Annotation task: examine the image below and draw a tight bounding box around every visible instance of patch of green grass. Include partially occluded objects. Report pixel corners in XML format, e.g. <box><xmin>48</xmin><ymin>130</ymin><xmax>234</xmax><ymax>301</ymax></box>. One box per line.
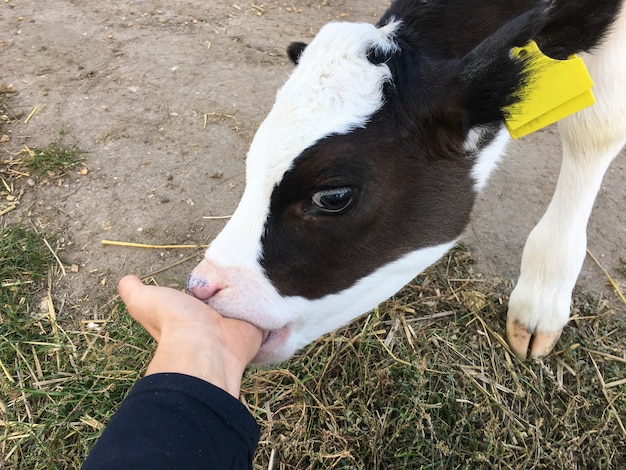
<box><xmin>1</xmin><ymin>225</ymin><xmax>55</xmax><ymax>314</ymax></box>
<box><xmin>1</xmin><ymin>302</ymin><xmax>151</xmax><ymax>469</ymax></box>
<box><xmin>23</xmin><ymin>141</ymin><xmax>86</xmax><ymax>178</ymax></box>
<box><xmin>0</xmin><ymin>225</ymin><xmax>152</xmax><ymax>469</ymax></box>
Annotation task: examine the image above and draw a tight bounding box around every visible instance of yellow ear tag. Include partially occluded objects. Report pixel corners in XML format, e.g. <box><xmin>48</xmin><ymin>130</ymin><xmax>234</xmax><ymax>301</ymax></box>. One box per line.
<box><xmin>504</xmin><ymin>40</ymin><xmax>595</xmax><ymax>139</ymax></box>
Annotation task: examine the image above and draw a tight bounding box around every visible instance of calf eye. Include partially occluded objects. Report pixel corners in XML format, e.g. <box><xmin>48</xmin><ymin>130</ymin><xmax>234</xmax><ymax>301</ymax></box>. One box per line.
<box><xmin>311</xmin><ymin>187</ymin><xmax>355</xmax><ymax>214</ymax></box>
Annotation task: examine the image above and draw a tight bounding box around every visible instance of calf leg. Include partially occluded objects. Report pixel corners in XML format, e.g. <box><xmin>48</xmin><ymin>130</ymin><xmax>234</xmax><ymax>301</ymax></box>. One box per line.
<box><xmin>506</xmin><ymin>15</ymin><xmax>626</xmax><ymax>358</ymax></box>
<box><xmin>507</xmin><ymin>125</ymin><xmax>625</xmax><ymax>358</ymax></box>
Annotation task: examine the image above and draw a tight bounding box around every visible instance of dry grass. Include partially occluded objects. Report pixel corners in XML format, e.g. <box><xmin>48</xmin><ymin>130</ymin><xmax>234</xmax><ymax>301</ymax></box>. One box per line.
<box><xmin>1</xmin><ymin>228</ymin><xmax>624</xmax><ymax>469</ymax></box>
<box><xmin>245</xmin><ymin>248</ymin><xmax>626</xmax><ymax>469</ymax></box>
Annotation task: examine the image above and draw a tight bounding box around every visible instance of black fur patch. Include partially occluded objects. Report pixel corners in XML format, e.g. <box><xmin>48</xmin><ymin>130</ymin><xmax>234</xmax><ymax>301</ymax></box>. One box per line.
<box><xmin>287</xmin><ymin>42</ymin><xmax>307</xmax><ymax>65</ymax></box>
<box><xmin>261</xmin><ymin>110</ymin><xmax>480</xmax><ymax>298</ymax></box>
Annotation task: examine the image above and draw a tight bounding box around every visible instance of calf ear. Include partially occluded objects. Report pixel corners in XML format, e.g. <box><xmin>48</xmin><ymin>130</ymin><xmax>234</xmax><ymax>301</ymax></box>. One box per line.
<box><xmin>456</xmin><ymin>0</ymin><xmax>621</xmax><ymax>128</ymax></box>
<box><xmin>287</xmin><ymin>42</ymin><xmax>307</xmax><ymax>65</ymax></box>
<box><xmin>455</xmin><ymin>3</ymin><xmax>551</xmax><ymax>127</ymax></box>
<box><xmin>535</xmin><ymin>0</ymin><xmax>623</xmax><ymax>59</ymax></box>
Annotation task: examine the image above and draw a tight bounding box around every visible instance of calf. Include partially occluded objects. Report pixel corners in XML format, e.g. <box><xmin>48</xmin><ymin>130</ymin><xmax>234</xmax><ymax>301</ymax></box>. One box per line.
<box><xmin>187</xmin><ymin>0</ymin><xmax>626</xmax><ymax>363</ymax></box>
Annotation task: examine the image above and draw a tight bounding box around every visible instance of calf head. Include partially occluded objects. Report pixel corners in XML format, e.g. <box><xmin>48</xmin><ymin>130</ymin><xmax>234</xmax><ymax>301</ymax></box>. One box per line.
<box><xmin>188</xmin><ymin>1</ymin><xmax>620</xmax><ymax>363</ymax></box>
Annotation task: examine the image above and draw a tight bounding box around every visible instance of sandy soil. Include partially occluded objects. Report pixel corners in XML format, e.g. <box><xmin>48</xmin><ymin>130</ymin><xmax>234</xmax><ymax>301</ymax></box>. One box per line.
<box><xmin>1</xmin><ymin>0</ymin><xmax>624</xmax><ymax>323</ymax></box>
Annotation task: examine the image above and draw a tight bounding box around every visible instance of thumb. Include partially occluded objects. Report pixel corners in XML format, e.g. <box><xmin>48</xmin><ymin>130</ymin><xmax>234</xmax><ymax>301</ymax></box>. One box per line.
<box><xmin>118</xmin><ymin>275</ymin><xmax>162</xmax><ymax>341</ymax></box>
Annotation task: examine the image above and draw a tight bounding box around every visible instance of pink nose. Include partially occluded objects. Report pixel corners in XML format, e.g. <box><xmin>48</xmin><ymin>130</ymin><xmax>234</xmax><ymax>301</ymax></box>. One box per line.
<box><xmin>185</xmin><ymin>275</ymin><xmax>223</xmax><ymax>301</ymax></box>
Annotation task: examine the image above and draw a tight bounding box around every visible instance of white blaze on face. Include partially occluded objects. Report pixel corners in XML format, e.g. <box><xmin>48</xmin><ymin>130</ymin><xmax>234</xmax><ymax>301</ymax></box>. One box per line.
<box><xmin>207</xmin><ymin>21</ymin><xmax>400</xmax><ymax>269</ymax></box>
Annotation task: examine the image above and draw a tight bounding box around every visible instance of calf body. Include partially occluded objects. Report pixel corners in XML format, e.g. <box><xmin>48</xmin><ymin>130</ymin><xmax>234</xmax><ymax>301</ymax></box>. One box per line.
<box><xmin>188</xmin><ymin>0</ymin><xmax>625</xmax><ymax>363</ymax></box>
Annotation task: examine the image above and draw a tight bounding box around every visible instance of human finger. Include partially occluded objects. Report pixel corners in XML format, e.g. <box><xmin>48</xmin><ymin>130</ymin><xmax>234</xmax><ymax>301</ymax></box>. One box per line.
<box><xmin>118</xmin><ymin>275</ymin><xmax>167</xmax><ymax>341</ymax></box>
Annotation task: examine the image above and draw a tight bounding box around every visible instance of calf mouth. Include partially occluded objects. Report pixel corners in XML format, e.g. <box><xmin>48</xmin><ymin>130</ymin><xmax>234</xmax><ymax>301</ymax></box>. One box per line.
<box><xmin>255</xmin><ymin>324</ymin><xmax>291</xmax><ymax>363</ymax></box>
<box><xmin>260</xmin><ymin>325</ymin><xmax>289</xmax><ymax>347</ymax></box>
<box><xmin>261</xmin><ymin>329</ymin><xmax>271</xmax><ymax>343</ymax></box>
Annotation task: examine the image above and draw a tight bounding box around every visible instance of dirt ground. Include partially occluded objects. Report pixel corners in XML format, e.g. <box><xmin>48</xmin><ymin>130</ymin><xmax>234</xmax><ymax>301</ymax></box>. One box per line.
<box><xmin>1</xmin><ymin>0</ymin><xmax>625</xmax><ymax>324</ymax></box>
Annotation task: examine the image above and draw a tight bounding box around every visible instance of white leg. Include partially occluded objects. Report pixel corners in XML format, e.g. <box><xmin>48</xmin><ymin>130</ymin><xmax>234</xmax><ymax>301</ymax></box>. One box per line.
<box><xmin>506</xmin><ymin>13</ymin><xmax>626</xmax><ymax>358</ymax></box>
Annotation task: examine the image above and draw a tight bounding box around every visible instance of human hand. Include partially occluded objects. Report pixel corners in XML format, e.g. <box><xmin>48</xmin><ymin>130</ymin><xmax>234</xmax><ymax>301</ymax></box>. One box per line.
<box><xmin>118</xmin><ymin>275</ymin><xmax>263</xmax><ymax>398</ymax></box>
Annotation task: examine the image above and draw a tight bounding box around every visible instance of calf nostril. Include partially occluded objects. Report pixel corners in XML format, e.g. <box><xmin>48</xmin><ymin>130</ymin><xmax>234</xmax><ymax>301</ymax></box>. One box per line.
<box><xmin>185</xmin><ymin>276</ymin><xmax>222</xmax><ymax>301</ymax></box>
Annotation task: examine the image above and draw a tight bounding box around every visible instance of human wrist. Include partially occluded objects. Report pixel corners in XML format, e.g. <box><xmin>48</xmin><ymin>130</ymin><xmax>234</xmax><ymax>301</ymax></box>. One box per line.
<box><xmin>144</xmin><ymin>336</ymin><xmax>247</xmax><ymax>397</ymax></box>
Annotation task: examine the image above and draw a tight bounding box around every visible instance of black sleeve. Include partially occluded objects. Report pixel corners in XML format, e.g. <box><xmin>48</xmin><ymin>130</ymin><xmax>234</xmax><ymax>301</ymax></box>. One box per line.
<box><xmin>82</xmin><ymin>373</ymin><xmax>260</xmax><ymax>470</ymax></box>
